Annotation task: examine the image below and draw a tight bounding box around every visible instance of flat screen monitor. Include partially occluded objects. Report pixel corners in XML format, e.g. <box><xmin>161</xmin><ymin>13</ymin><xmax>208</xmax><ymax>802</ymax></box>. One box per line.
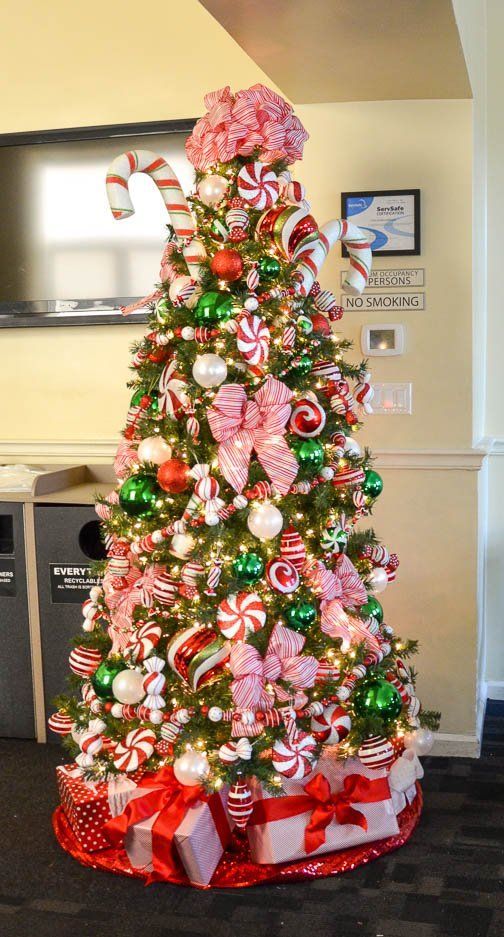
<box><xmin>0</xmin><ymin>121</ymin><xmax>195</xmax><ymax>327</ymax></box>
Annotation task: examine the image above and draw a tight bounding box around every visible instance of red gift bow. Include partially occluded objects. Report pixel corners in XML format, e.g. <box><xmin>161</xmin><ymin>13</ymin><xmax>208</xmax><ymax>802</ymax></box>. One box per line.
<box><xmin>207</xmin><ymin>375</ymin><xmax>298</xmax><ymax>495</ymax></box>
<box><xmin>230</xmin><ymin>623</ymin><xmax>318</xmax><ymax>711</ymax></box>
<box><xmin>104</xmin><ymin>766</ymin><xmax>230</xmax><ymax>884</ymax></box>
<box><xmin>249</xmin><ymin>772</ymin><xmax>391</xmax><ymax>854</ymax></box>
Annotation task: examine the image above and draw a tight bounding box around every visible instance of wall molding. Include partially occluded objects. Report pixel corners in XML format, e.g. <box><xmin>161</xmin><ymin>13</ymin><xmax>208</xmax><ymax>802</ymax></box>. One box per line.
<box><xmin>0</xmin><ymin>440</ymin><xmax>489</xmax><ymax>469</ymax></box>
<box><xmin>487</xmin><ymin>681</ymin><xmax>504</xmax><ymax>700</ymax></box>
<box><xmin>432</xmin><ymin>732</ymin><xmax>481</xmax><ymax>758</ymax></box>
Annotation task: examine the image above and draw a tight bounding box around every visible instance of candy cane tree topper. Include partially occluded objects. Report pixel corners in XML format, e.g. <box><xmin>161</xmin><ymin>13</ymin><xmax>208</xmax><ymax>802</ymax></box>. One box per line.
<box><xmin>294</xmin><ymin>218</ymin><xmax>372</xmax><ymax>297</ymax></box>
<box><xmin>105</xmin><ymin>149</ymin><xmax>201</xmax><ymax>280</ymax></box>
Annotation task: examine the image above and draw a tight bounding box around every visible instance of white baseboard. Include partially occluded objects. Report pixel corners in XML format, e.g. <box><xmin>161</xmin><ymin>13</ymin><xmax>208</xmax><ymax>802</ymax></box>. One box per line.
<box><xmin>432</xmin><ymin>732</ymin><xmax>481</xmax><ymax>758</ymax></box>
<box><xmin>487</xmin><ymin>680</ymin><xmax>504</xmax><ymax>700</ymax></box>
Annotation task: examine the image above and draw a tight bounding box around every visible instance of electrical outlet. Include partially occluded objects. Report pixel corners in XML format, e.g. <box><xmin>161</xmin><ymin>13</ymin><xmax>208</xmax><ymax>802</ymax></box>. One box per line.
<box><xmin>372</xmin><ymin>382</ymin><xmax>412</xmax><ymax>414</ymax></box>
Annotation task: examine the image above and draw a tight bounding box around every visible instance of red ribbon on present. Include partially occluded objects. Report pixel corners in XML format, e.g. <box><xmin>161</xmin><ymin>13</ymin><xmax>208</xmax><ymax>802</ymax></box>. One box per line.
<box><xmin>207</xmin><ymin>375</ymin><xmax>298</xmax><ymax>495</ymax></box>
<box><xmin>249</xmin><ymin>772</ymin><xmax>391</xmax><ymax>854</ymax></box>
<box><xmin>104</xmin><ymin>766</ymin><xmax>230</xmax><ymax>884</ymax></box>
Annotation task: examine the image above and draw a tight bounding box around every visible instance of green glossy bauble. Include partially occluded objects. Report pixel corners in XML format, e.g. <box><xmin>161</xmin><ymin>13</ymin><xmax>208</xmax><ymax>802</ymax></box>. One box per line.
<box><xmin>292</xmin><ymin>437</ymin><xmax>325</xmax><ymax>474</ymax></box>
<box><xmin>297</xmin><ymin>315</ymin><xmax>313</xmax><ymax>335</ymax></box>
<box><xmin>360</xmin><ymin>594</ymin><xmax>384</xmax><ymax>624</ymax></box>
<box><xmin>91</xmin><ymin>659</ymin><xmax>127</xmax><ymax>700</ymax></box>
<box><xmin>155</xmin><ymin>297</ymin><xmax>171</xmax><ymax>324</ymax></box>
<box><xmin>130</xmin><ymin>389</ymin><xmax>159</xmax><ymax>414</ymax></box>
<box><xmin>293</xmin><ymin>354</ymin><xmax>312</xmax><ymax>376</ymax></box>
<box><xmin>119</xmin><ymin>473</ymin><xmax>161</xmax><ymax>517</ymax></box>
<box><xmin>285</xmin><ymin>600</ymin><xmax>317</xmax><ymax>632</ymax></box>
<box><xmin>258</xmin><ymin>256</ymin><xmax>281</xmax><ymax>280</ymax></box>
<box><xmin>362</xmin><ymin>469</ymin><xmax>383</xmax><ymax>499</ymax></box>
<box><xmin>194</xmin><ymin>290</ymin><xmax>233</xmax><ymax>325</ymax></box>
<box><xmin>232</xmin><ymin>552</ymin><xmax>265</xmax><ymax>585</ymax></box>
<box><xmin>353</xmin><ymin>678</ymin><xmax>403</xmax><ymax>722</ymax></box>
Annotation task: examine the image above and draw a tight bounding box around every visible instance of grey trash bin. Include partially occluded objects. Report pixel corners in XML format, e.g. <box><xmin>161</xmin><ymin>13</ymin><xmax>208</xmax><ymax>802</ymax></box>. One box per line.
<box><xmin>0</xmin><ymin>502</ymin><xmax>35</xmax><ymax>737</ymax></box>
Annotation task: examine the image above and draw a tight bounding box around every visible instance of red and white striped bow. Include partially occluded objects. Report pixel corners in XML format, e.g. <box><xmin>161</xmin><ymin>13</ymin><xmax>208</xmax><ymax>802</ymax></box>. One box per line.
<box><xmin>229</xmin><ymin>623</ymin><xmax>318</xmax><ymax>711</ymax></box>
<box><xmin>158</xmin><ymin>360</ymin><xmax>190</xmax><ymax>418</ymax></box>
<box><xmin>207</xmin><ymin>375</ymin><xmax>298</xmax><ymax>494</ymax></box>
<box><xmin>105</xmin><ymin>564</ymin><xmax>163</xmax><ymax>652</ymax></box>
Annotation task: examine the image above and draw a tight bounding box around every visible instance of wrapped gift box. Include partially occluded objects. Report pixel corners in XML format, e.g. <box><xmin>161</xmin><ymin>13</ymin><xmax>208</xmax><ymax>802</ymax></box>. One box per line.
<box><xmin>124</xmin><ymin>786</ymin><xmax>233</xmax><ymax>886</ymax></box>
<box><xmin>248</xmin><ymin>754</ymin><xmax>400</xmax><ymax>865</ymax></box>
<box><xmin>56</xmin><ymin>765</ymin><xmax>143</xmax><ymax>852</ymax></box>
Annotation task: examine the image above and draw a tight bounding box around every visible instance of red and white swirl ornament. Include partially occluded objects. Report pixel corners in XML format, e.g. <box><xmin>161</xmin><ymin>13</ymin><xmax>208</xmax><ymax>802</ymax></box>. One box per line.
<box><xmin>217</xmin><ymin>591</ymin><xmax>266</xmax><ymax>641</ymax></box>
<box><xmin>113</xmin><ymin>727</ymin><xmax>156</xmax><ymax>772</ymax></box>
<box><xmin>142</xmin><ymin>656</ymin><xmax>166</xmax><ymax>710</ymax></box>
<box><xmin>272</xmin><ymin>730</ymin><xmax>317</xmax><ymax>780</ymax></box>
<box><xmin>125</xmin><ymin>621</ymin><xmax>162</xmax><ymax>662</ymax></box>
<box><xmin>280</xmin><ymin>525</ymin><xmax>306</xmax><ymax>570</ymax></box>
<box><xmin>289</xmin><ymin>397</ymin><xmax>326</xmax><ymax>438</ymax></box>
<box><xmin>237</xmin><ymin>162</ymin><xmax>279</xmax><ymax>210</ymax></box>
<box><xmin>266</xmin><ymin>557</ymin><xmax>299</xmax><ymax>594</ymax></box>
<box><xmin>236</xmin><ymin>314</ymin><xmax>270</xmax><ymax>366</ymax></box>
<box><xmin>227</xmin><ymin>780</ymin><xmax>253</xmax><ymax>829</ymax></box>
<box><xmin>310</xmin><ymin>704</ymin><xmax>352</xmax><ymax>745</ymax></box>
<box><xmin>69</xmin><ymin>646</ymin><xmax>101</xmax><ymax>678</ymax></box>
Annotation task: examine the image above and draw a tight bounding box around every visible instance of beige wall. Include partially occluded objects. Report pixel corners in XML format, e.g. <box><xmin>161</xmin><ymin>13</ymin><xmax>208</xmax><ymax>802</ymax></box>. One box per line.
<box><xmin>0</xmin><ymin>3</ymin><xmax>480</xmax><ymax>747</ymax></box>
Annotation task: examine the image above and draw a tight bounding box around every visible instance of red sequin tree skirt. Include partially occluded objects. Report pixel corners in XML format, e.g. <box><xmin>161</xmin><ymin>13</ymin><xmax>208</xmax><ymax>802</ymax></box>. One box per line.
<box><xmin>52</xmin><ymin>785</ymin><xmax>422</xmax><ymax>888</ymax></box>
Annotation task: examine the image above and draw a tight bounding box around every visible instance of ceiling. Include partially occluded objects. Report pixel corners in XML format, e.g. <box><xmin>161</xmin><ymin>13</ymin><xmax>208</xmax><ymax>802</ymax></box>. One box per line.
<box><xmin>199</xmin><ymin>0</ymin><xmax>471</xmax><ymax>103</ymax></box>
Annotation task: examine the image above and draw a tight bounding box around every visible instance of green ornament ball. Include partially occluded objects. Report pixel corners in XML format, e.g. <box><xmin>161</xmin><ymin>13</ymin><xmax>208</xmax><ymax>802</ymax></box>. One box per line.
<box><xmin>258</xmin><ymin>255</ymin><xmax>281</xmax><ymax>280</ymax></box>
<box><xmin>297</xmin><ymin>315</ymin><xmax>313</xmax><ymax>335</ymax></box>
<box><xmin>285</xmin><ymin>600</ymin><xmax>317</xmax><ymax>632</ymax></box>
<box><xmin>360</xmin><ymin>594</ymin><xmax>384</xmax><ymax>624</ymax></box>
<box><xmin>353</xmin><ymin>678</ymin><xmax>403</xmax><ymax>722</ymax></box>
<box><xmin>232</xmin><ymin>552</ymin><xmax>264</xmax><ymax>585</ymax></box>
<box><xmin>194</xmin><ymin>290</ymin><xmax>233</xmax><ymax>325</ymax></box>
<box><xmin>362</xmin><ymin>469</ymin><xmax>383</xmax><ymax>499</ymax></box>
<box><xmin>293</xmin><ymin>353</ymin><xmax>312</xmax><ymax>376</ymax></box>
<box><xmin>292</xmin><ymin>437</ymin><xmax>325</xmax><ymax>474</ymax></box>
<box><xmin>119</xmin><ymin>473</ymin><xmax>161</xmax><ymax>517</ymax></box>
<box><xmin>91</xmin><ymin>660</ymin><xmax>127</xmax><ymax>700</ymax></box>
<box><xmin>130</xmin><ymin>389</ymin><xmax>159</xmax><ymax>414</ymax></box>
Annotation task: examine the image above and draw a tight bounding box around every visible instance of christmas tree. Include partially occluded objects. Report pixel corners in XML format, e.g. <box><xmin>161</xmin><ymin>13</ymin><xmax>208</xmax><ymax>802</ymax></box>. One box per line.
<box><xmin>51</xmin><ymin>85</ymin><xmax>439</xmax><ymax>883</ymax></box>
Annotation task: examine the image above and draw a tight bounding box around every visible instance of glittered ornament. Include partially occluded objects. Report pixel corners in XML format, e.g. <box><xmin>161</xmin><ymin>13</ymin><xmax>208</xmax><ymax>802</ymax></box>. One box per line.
<box><xmin>353</xmin><ymin>678</ymin><xmax>403</xmax><ymax>722</ymax></box>
<box><xmin>362</xmin><ymin>469</ymin><xmax>383</xmax><ymax>499</ymax></box>
<box><xmin>91</xmin><ymin>659</ymin><xmax>127</xmax><ymax>700</ymax></box>
<box><xmin>194</xmin><ymin>290</ymin><xmax>233</xmax><ymax>325</ymax></box>
<box><xmin>119</xmin><ymin>473</ymin><xmax>161</xmax><ymax>517</ymax></box>
<box><xmin>210</xmin><ymin>248</ymin><xmax>244</xmax><ymax>282</ymax></box>
<box><xmin>360</xmin><ymin>595</ymin><xmax>384</xmax><ymax>624</ymax></box>
<box><xmin>289</xmin><ymin>398</ymin><xmax>326</xmax><ymax>438</ymax></box>
<box><xmin>285</xmin><ymin>600</ymin><xmax>317</xmax><ymax>632</ymax></box>
<box><xmin>232</xmin><ymin>552</ymin><xmax>264</xmax><ymax>585</ymax></box>
<box><xmin>157</xmin><ymin>459</ymin><xmax>190</xmax><ymax>494</ymax></box>
<box><xmin>258</xmin><ymin>255</ymin><xmax>281</xmax><ymax>280</ymax></box>
<box><xmin>291</xmin><ymin>437</ymin><xmax>324</xmax><ymax>474</ymax></box>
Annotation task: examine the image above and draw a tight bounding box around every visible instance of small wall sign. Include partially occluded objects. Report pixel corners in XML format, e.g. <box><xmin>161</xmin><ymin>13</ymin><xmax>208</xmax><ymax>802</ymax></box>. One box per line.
<box><xmin>342</xmin><ymin>268</ymin><xmax>424</xmax><ymax>289</ymax></box>
<box><xmin>341</xmin><ymin>190</ymin><xmax>421</xmax><ymax>256</ymax></box>
<box><xmin>0</xmin><ymin>557</ymin><xmax>16</xmax><ymax>597</ymax></box>
<box><xmin>341</xmin><ymin>292</ymin><xmax>424</xmax><ymax>311</ymax></box>
<box><xmin>50</xmin><ymin>563</ymin><xmax>100</xmax><ymax>604</ymax></box>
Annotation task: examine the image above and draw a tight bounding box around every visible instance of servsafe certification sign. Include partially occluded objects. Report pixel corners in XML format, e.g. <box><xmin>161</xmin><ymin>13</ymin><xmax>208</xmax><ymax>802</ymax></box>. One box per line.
<box><xmin>50</xmin><ymin>563</ymin><xmax>100</xmax><ymax>603</ymax></box>
<box><xmin>342</xmin><ymin>190</ymin><xmax>420</xmax><ymax>255</ymax></box>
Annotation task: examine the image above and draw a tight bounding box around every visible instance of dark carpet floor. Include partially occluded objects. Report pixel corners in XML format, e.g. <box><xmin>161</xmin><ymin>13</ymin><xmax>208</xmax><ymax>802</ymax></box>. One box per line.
<box><xmin>1</xmin><ymin>701</ymin><xmax>503</xmax><ymax>937</ymax></box>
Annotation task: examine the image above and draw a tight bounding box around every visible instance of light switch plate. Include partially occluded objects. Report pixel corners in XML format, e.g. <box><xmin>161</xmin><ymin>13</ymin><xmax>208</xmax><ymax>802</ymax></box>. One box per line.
<box><xmin>372</xmin><ymin>382</ymin><xmax>412</xmax><ymax>414</ymax></box>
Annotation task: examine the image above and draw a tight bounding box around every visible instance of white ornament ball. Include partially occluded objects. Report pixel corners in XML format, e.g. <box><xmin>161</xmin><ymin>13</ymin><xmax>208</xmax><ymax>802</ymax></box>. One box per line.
<box><xmin>173</xmin><ymin>750</ymin><xmax>210</xmax><ymax>786</ymax></box>
<box><xmin>247</xmin><ymin>502</ymin><xmax>283</xmax><ymax>540</ymax></box>
<box><xmin>320</xmin><ymin>466</ymin><xmax>335</xmax><ymax>480</ymax></box>
<box><xmin>111</xmin><ymin>669</ymin><xmax>145</xmax><ymax>705</ymax></box>
<box><xmin>368</xmin><ymin>567</ymin><xmax>389</xmax><ymax>594</ymax></box>
<box><xmin>170</xmin><ymin>532</ymin><xmax>195</xmax><ymax>559</ymax></box>
<box><xmin>244</xmin><ymin>296</ymin><xmax>259</xmax><ymax>312</ymax></box>
<box><xmin>181</xmin><ymin>326</ymin><xmax>195</xmax><ymax>341</ymax></box>
<box><xmin>192</xmin><ymin>354</ymin><xmax>228</xmax><ymax>388</ymax></box>
<box><xmin>82</xmin><ymin>619</ymin><xmax>95</xmax><ymax>633</ymax></box>
<box><xmin>208</xmin><ymin>706</ymin><xmax>223</xmax><ymax>722</ymax></box>
<box><xmin>89</xmin><ymin>586</ymin><xmax>102</xmax><ymax>603</ymax></box>
<box><xmin>149</xmin><ymin>709</ymin><xmax>164</xmax><ymax>725</ymax></box>
<box><xmin>344</xmin><ymin>436</ymin><xmax>361</xmax><ymax>457</ymax></box>
<box><xmin>403</xmin><ymin>728</ymin><xmax>434</xmax><ymax>756</ymax></box>
<box><xmin>197</xmin><ymin>174</ymin><xmax>229</xmax><ymax>207</ymax></box>
<box><xmin>137</xmin><ymin>436</ymin><xmax>172</xmax><ymax>466</ymax></box>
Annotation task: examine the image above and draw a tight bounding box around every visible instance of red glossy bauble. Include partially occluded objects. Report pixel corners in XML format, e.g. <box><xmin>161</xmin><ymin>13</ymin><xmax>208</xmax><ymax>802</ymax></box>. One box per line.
<box><xmin>310</xmin><ymin>312</ymin><xmax>332</xmax><ymax>336</ymax></box>
<box><xmin>289</xmin><ymin>398</ymin><xmax>326</xmax><ymax>438</ymax></box>
<box><xmin>148</xmin><ymin>347</ymin><xmax>170</xmax><ymax>363</ymax></box>
<box><xmin>210</xmin><ymin>248</ymin><xmax>244</xmax><ymax>282</ymax></box>
<box><xmin>157</xmin><ymin>458</ymin><xmax>191</xmax><ymax>494</ymax></box>
<box><xmin>346</xmin><ymin>411</ymin><xmax>359</xmax><ymax>426</ymax></box>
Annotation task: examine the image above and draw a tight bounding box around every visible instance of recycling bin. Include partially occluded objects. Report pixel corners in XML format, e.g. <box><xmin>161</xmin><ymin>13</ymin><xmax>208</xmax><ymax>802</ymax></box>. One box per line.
<box><xmin>0</xmin><ymin>502</ymin><xmax>35</xmax><ymax>737</ymax></box>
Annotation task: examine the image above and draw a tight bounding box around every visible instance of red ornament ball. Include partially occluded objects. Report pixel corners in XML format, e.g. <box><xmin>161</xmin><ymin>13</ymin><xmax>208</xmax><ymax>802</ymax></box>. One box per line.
<box><xmin>210</xmin><ymin>248</ymin><xmax>244</xmax><ymax>282</ymax></box>
<box><xmin>157</xmin><ymin>458</ymin><xmax>191</xmax><ymax>494</ymax></box>
<box><xmin>310</xmin><ymin>312</ymin><xmax>332</xmax><ymax>336</ymax></box>
<box><xmin>289</xmin><ymin>398</ymin><xmax>326</xmax><ymax>438</ymax></box>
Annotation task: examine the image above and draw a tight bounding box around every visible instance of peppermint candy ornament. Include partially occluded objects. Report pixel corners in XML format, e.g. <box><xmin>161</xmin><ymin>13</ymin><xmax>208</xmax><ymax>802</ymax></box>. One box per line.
<box><xmin>358</xmin><ymin>735</ymin><xmax>395</xmax><ymax>770</ymax></box>
<box><xmin>69</xmin><ymin>646</ymin><xmax>101</xmax><ymax>678</ymax></box>
<box><xmin>272</xmin><ymin>731</ymin><xmax>317</xmax><ymax>780</ymax></box>
<box><xmin>125</xmin><ymin>621</ymin><xmax>162</xmax><ymax>662</ymax></box>
<box><xmin>237</xmin><ymin>162</ymin><xmax>279</xmax><ymax>210</ymax></box>
<box><xmin>48</xmin><ymin>710</ymin><xmax>74</xmax><ymax>736</ymax></box>
<box><xmin>227</xmin><ymin>780</ymin><xmax>253</xmax><ymax>830</ymax></box>
<box><xmin>289</xmin><ymin>398</ymin><xmax>326</xmax><ymax>438</ymax></box>
<box><xmin>266</xmin><ymin>557</ymin><xmax>299</xmax><ymax>594</ymax></box>
<box><xmin>236</xmin><ymin>314</ymin><xmax>270</xmax><ymax>366</ymax></box>
<box><xmin>320</xmin><ymin>523</ymin><xmax>348</xmax><ymax>555</ymax></box>
<box><xmin>216</xmin><ymin>592</ymin><xmax>266</xmax><ymax>640</ymax></box>
<box><xmin>152</xmin><ymin>572</ymin><xmax>179</xmax><ymax>606</ymax></box>
<box><xmin>169</xmin><ymin>275</ymin><xmax>199</xmax><ymax>309</ymax></box>
<box><xmin>311</xmin><ymin>704</ymin><xmax>352</xmax><ymax>745</ymax></box>
<box><xmin>142</xmin><ymin>656</ymin><xmax>166</xmax><ymax>709</ymax></box>
<box><xmin>113</xmin><ymin>727</ymin><xmax>156</xmax><ymax>772</ymax></box>
<box><xmin>218</xmin><ymin>737</ymin><xmax>253</xmax><ymax>764</ymax></box>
